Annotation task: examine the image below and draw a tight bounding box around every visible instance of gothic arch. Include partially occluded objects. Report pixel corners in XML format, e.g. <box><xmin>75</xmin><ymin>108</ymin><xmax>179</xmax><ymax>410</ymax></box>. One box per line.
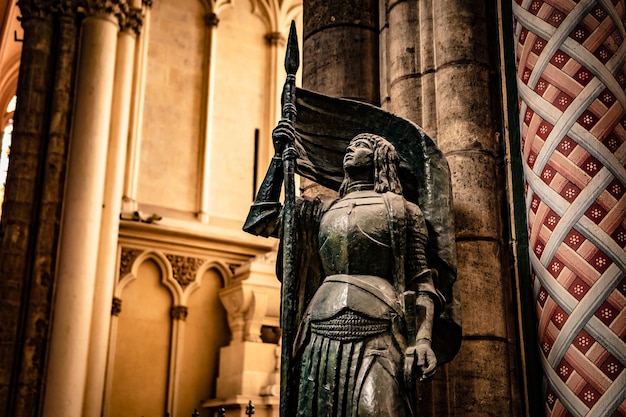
<box><xmin>249</xmin><ymin>0</ymin><xmax>302</xmax><ymax>37</ymax></box>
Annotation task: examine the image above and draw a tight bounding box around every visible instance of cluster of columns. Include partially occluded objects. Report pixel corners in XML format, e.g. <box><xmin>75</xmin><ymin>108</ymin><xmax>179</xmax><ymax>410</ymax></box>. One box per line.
<box><xmin>301</xmin><ymin>1</ymin><xmax>523</xmax><ymax>416</ymax></box>
<box><xmin>0</xmin><ymin>1</ymin><xmax>149</xmax><ymax>416</ymax></box>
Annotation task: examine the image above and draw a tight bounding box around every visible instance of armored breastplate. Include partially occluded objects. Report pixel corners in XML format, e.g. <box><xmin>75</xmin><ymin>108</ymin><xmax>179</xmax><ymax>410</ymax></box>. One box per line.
<box><xmin>318</xmin><ymin>190</ymin><xmax>393</xmax><ymax>279</ymax></box>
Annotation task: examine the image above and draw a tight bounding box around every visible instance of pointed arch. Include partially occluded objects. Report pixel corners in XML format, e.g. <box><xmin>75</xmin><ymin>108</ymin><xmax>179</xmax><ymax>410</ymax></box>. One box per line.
<box><xmin>181</xmin><ymin>259</ymin><xmax>233</xmax><ymax>304</ymax></box>
<box><xmin>116</xmin><ymin>249</ymin><xmax>182</xmax><ymax>305</ymax></box>
<box><xmin>249</xmin><ymin>0</ymin><xmax>302</xmax><ymax>37</ymax></box>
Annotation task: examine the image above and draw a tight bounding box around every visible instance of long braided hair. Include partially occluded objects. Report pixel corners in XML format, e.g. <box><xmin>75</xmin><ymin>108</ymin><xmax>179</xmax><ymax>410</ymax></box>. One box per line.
<box><xmin>339</xmin><ymin>133</ymin><xmax>403</xmax><ymax>197</ymax></box>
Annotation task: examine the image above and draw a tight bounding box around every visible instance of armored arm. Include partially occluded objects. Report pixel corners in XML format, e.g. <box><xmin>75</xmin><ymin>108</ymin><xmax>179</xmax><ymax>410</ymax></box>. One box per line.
<box><xmin>405</xmin><ymin>202</ymin><xmax>443</xmax><ymax>378</ymax></box>
<box><xmin>243</xmin><ymin>121</ymin><xmax>299</xmax><ymax>237</ymax></box>
<box><xmin>242</xmin><ymin>155</ymin><xmax>284</xmax><ymax>237</ymax></box>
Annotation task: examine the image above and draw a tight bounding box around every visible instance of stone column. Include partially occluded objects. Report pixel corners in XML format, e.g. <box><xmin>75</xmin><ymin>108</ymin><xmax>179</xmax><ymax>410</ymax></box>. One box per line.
<box><xmin>0</xmin><ymin>1</ymin><xmax>54</xmax><ymax>414</ymax></box>
<box><xmin>301</xmin><ymin>0</ymin><xmax>379</xmax><ymax>198</ymax></box>
<box><xmin>512</xmin><ymin>2</ymin><xmax>626</xmax><ymax>416</ymax></box>
<box><xmin>384</xmin><ymin>0</ymin><xmax>421</xmax><ymax>123</ymax></box>
<box><xmin>83</xmin><ymin>4</ymin><xmax>143</xmax><ymax>417</ymax></box>
<box><xmin>418</xmin><ymin>0</ymin><xmax>437</xmax><ymax>139</ymax></box>
<box><xmin>42</xmin><ymin>2</ymin><xmax>121</xmax><ymax>416</ymax></box>
<box><xmin>0</xmin><ymin>2</ymin><xmax>79</xmax><ymax>416</ymax></box>
<box><xmin>302</xmin><ymin>0</ymin><xmax>379</xmax><ymax>104</ymax></box>
<box><xmin>430</xmin><ymin>0</ymin><xmax>521</xmax><ymax>416</ymax></box>
<box><xmin>122</xmin><ymin>0</ymin><xmax>152</xmax><ymax>214</ymax></box>
<box><xmin>198</xmin><ymin>12</ymin><xmax>220</xmax><ymax>223</ymax></box>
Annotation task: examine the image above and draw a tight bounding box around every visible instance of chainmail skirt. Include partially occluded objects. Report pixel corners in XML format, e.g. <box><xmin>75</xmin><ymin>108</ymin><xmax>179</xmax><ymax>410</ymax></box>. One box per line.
<box><xmin>296</xmin><ymin>310</ymin><xmax>411</xmax><ymax>417</ymax></box>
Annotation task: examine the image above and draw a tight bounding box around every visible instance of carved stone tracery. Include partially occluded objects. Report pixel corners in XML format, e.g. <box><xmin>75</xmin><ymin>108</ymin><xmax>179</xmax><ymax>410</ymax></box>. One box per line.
<box><xmin>165</xmin><ymin>254</ymin><xmax>205</xmax><ymax>290</ymax></box>
<box><xmin>119</xmin><ymin>247</ymin><xmax>144</xmax><ymax>279</ymax></box>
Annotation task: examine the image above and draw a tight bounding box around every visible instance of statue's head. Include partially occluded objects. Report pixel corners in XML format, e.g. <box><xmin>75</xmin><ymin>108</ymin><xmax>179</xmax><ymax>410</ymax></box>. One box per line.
<box><xmin>340</xmin><ymin>133</ymin><xmax>403</xmax><ymax>197</ymax></box>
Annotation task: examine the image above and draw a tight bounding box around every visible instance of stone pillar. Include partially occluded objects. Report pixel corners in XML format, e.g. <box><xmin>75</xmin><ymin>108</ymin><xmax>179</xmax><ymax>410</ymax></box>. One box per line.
<box><xmin>122</xmin><ymin>0</ymin><xmax>152</xmax><ymax>215</ymax></box>
<box><xmin>82</xmin><ymin>4</ymin><xmax>143</xmax><ymax>417</ymax></box>
<box><xmin>198</xmin><ymin>12</ymin><xmax>220</xmax><ymax>223</ymax></box>
<box><xmin>0</xmin><ymin>2</ymin><xmax>79</xmax><ymax>416</ymax></box>
<box><xmin>302</xmin><ymin>0</ymin><xmax>379</xmax><ymax>103</ymax></box>
<box><xmin>301</xmin><ymin>0</ymin><xmax>379</xmax><ymax>198</ymax></box>
<box><xmin>429</xmin><ymin>0</ymin><xmax>521</xmax><ymax>416</ymax></box>
<box><xmin>418</xmin><ymin>0</ymin><xmax>437</xmax><ymax>139</ymax></box>
<box><xmin>512</xmin><ymin>1</ymin><xmax>626</xmax><ymax>416</ymax></box>
<box><xmin>42</xmin><ymin>2</ymin><xmax>121</xmax><ymax>416</ymax></box>
<box><xmin>384</xmin><ymin>0</ymin><xmax>421</xmax><ymax>123</ymax></box>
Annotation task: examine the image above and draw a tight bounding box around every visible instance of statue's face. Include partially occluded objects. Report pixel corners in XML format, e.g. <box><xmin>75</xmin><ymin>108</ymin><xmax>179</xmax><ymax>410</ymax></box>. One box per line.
<box><xmin>343</xmin><ymin>137</ymin><xmax>374</xmax><ymax>170</ymax></box>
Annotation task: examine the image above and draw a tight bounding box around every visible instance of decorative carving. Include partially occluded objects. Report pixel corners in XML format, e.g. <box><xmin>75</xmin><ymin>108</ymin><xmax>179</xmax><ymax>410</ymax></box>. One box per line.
<box><xmin>82</xmin><ymin>0</ymin><xmax>125</xmax><ymax>26</ymax></box>
<box><xmin>165</xmin><ymin>254</ymin><xmax>205</xmax><ymax>290</ymax></box>
<box><xmin>170</xmin><ymin>305</ymin><xmax>188</xmax><ymax>321</ymax></box>
<box><xmin>120</xmin><ymin>6</ymin><xmax>143</xmax><ymax>34</ymax></box>
<box><xmin>111</xmin><ymin>297</ymin><xmax>122</xmax><ymax>316</ymax></box>
<box><xmin>204</xmin><ymin>12</ymin><xmax>219</xmax><ymax>27</ymax></box>
<box><xmin>17</xmin><ymin>0</ymin><xmax>53</xmax><ymax>20</ymax></box>
<box><xmin>50</xmin><ymin>0</ymin><xmax>76</xmax><ymax>17</ymax></box>
<box><xmin>142</xmin><ymin>0</ymin><xmax>152</xmax><ymax>7</ymax></box>
<box><xmin>119</xmin><ymin>247</ymin><xmax>143</xmax><ymax>279</ymax></box>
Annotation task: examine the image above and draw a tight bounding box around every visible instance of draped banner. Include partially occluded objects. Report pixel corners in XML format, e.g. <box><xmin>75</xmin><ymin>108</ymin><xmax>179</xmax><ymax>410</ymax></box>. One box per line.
<box><xmin>512</xmin><ymin>1</ymin><xmax>626</xmax><ymax>416</ymax></box>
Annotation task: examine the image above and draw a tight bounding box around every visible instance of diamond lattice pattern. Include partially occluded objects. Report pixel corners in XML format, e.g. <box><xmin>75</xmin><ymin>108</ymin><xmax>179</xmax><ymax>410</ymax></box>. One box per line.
<box><xmin>513</xmin><ymin>0</ymin><xmax>626</xmax><ymax>416</ymax></box>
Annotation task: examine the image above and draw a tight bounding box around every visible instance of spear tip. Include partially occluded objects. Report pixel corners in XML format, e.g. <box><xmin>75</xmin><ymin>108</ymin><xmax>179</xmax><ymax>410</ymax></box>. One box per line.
<box><xmin>285</xmin><ymin>20</ymin><xmax>299</xmax><ymax>75</ymax></box>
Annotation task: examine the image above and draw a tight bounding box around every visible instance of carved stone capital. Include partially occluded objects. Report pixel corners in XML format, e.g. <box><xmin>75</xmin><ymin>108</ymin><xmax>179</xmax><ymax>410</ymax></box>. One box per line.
<box><xmin>204</xmin><ymin>12</ymin><xmax>219</xmax><ymax>28</ymax></box>
<box><xmin>265</xmin><ymin>31</ymin><xmax>284</xmax><ymax>46</ymax></box>
<box><xmin>119</xmin><ymin>247</ymin><xmax>143</xmax><ymax>278</ymax></box>
<box><xmin>170</xmin><ymin>305</ymin><xmax>188</xmax><ymax>321</ymax></box>
<box><xmin>165</xmin><ymin>254</ymin><xmax>205</xmax><ymax>290</ymax></box>
<box><xmin>17</xmin><ymin>0</ymin><xmax>53</xmax><ymax>20</ymax></box>
<box><xmin>82</xmin><ymin>0</ymin><xmax>125</xmax><ymax>24</ymax></box>
<box><xmin>120</xmin><ymin>6</ymin><xmax>143</xmax><ymax>35</ymax></box>
<box><xmin>111</xmin><ymin>297</ymin><xmax>122</xmax><ymax>316</ymax></box>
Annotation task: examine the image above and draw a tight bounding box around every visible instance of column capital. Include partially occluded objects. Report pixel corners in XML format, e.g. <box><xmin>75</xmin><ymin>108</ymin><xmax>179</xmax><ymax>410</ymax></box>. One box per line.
<box><xmin>204</xmin><ymin>12</ymin><xmax>219</xmax><ymax>28</ymax></box>
<box><xmin>82</xmin><ymin>0</ymin><xmax>125</xmax><ymax>25</ymax></box>
<box><xmin>17</xmin><ymin>0</ymin><xmax>53</xmax><ymax>20</ymax></box>
<box><xmin>170</xmin><ymin>305</ymin><xmax>188</xmax><ymax>321</ymax></box>
<box><xmin>51</xmin><ymin>0</ymin><xmax>78</xmax><ymax>18</ymax></box>
<box><xmin>120</xmin><ymin>6</ymin><xmax>143</xmax><ymax>35</ymax></box>
<box><xmin>265</xmin><ymin>31</ymin><xmax>284</xmax><ymax>46</ymax></box>
<box><xmin>111</xmin><ymin>297</ymin><xmax>122</xmax><ymax>316</ymax></box>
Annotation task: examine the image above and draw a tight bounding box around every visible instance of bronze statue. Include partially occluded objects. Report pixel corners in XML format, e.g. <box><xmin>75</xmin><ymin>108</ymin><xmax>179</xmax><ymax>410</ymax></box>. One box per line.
<box><xmin>243</xmin><ymin>22</ymin><xmax>460</xmax><ymax>417</ymax></box>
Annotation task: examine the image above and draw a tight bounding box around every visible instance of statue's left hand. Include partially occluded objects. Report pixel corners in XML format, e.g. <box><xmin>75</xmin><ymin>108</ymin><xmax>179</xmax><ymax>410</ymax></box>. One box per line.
<box><xmin>415</xmin><ymin>339</ymin><xmax>437</xmax><ymax>380</ymax></box>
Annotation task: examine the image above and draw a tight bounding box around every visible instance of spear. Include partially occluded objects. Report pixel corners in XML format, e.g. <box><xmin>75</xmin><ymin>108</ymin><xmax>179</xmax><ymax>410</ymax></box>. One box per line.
<box><xmin>279</xmin><ymin>20</ymin><xmax>299</xmax><ymax>417</ymax></box>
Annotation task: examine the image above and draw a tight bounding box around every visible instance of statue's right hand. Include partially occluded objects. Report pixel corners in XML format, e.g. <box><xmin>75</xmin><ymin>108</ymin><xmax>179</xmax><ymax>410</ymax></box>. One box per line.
<box><xmin>272</xmin><ymin>120</ymin><xmax>297</xmax><ymax>155</ymax></box>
